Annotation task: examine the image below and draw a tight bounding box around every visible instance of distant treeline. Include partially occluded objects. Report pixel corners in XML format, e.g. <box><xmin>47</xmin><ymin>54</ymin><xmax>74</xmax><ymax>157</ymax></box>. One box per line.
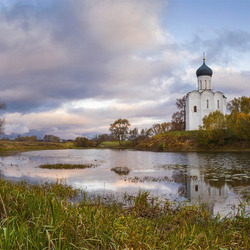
<box><xmin>1</xmin><ymin>134</ymin><xmax>61</xmax><ymax>143</ymax></box>
<box><xmin>1</xmin><ymin>96</ymin><xmax>249</xmax><ymax>150</ymax></box>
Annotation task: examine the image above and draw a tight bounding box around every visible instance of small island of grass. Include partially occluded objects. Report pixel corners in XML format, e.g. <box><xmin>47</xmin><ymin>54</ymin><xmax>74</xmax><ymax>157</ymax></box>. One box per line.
<box><xmin>39</xmin><ymin>163</ymin><xmax>94</xmax><ymax>169</ymax></box>
<box><xmin>111</xmin><ymin>166</ymin><xmax>130</xmax><ymax>175</ymax></box>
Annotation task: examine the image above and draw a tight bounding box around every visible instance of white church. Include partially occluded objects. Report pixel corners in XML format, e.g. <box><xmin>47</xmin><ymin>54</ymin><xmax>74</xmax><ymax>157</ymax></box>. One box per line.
<box><xmin>186</xmin><ymin>55</ymin><xmax>227</xmax><ymax>130</ymax></box>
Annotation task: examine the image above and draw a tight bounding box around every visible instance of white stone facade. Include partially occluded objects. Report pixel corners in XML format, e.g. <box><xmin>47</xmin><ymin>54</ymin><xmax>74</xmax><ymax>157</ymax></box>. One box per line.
<box><xmin>186</xmin><ymin>59</ymin><xmax>227</xmax><ymax>130</ymax></box>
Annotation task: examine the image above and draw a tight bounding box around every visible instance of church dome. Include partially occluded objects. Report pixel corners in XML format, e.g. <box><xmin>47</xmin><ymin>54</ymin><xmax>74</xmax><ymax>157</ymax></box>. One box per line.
<box><xmin>196</xmin><ymin>59</ymin><xmax>213</xmax><ymax>77</ymax></box>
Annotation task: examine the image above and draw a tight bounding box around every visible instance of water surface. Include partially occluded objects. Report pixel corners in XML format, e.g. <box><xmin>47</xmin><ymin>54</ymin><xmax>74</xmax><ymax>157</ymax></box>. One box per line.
<box><xmin>0</xmin><ymin>149</ymin><xmax>249</xmax><ymax>217</ymax></box>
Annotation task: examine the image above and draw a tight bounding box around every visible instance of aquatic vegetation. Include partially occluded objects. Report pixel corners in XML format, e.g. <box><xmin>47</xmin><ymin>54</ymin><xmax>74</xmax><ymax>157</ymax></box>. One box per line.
<box><xmin>124</xmin><ymin>175</ymin><xmax>171</xmax><ymax>183</ymax></box>
<box><xmin>203</xmin><ymin>166</ymin><xmax>250</xmax><ymax>188</ymax></box>
<box><xmin>123</xmin><ymin>175</ymin><xmax>201</xmax><ymax>183</ymax></box>
<box><xmin>111</xmin><ymin>166</ymin><xmax>130</xmax><ymax>175</ymax></box>
<box><xmin>39</xmin><ymin>163</ymin><xmax>95</xmax><ymax>169</ymax></box>
<box><xmin>0</xmin><ymin>178</ymin><xmax>249</xmax><ymax>249</ymax></box>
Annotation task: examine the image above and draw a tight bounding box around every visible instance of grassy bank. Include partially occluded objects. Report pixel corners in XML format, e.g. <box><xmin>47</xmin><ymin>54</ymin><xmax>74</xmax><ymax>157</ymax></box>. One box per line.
<box><xmin>99</xmin><ymin>140</ymin><xmax>132</xmax><ymax>149</ymax></box>
<box><xmin>135</xmin><ymin>131</ymin><xmax>198</xmax><ymax>151</ymax></box>
<box><xmin>134</xmin><ymin>131</ymin><xmax>250</xmax><ymax>152</ymax></box>
<box><xmin>0</xmin><ymin>140</ymin><xmax>132</xmax><ymax>155</ymax></box>
<box><xmin>0</xmin><ymin>134</ymin><xmax>249</xmax><ymax>155</ymax></box>
<box><xmin>0</xmin><ymin>141</ymin><xmax>76</xmax><ymax>155</ymax></box>
<box><xmin>0</xmin><ymin>179</ymin><xmax>249</xmax><ymax>249</ymax></box>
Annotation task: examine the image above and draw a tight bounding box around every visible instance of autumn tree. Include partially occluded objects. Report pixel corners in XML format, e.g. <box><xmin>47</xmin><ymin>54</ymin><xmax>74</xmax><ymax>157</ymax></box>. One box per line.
<box><xmin>197</xmin><ymin>111</ymin><xmax>228</xmax><ymax>146</ymax></box>
<box><xmin>74</xmin><ymin>137</ymin><xmax>92</xmax><ymax>147</ymax></box>
<box><xmin>43</xmin><ymin>135</ymin><xmax>61</xmax><ymax>143</ymax></box>
<box><xmin>171</xmin><ymin>96</ymin><xmax>186</xmax><ymax>131</ymax></box>
<box><xmin>151</xmin><ymin>124</ymin><xmax>161</xmax><ymax>136</ymax></box>
<box><xmin>92</xmin><ymin>134</ymin><xmax>114</xmax><ymax>147</ymax></box>
<box><xmin>151</xmin><ymin>122</ymin><xmax>171</xmax><ymax>135</ymax></box>
<box><xmin>14</xmin><ymin>135</ymin><xmax>37</xmax><ymax>141</ymax></box>
<box><xmin>0</xmin><ymin>102</ymin><xmax>6</xmax><ymax>136</ymax></box>
<box><xmin>140</xmin><ymin>128</ymin><xmax>154</xmax><ymax>138</ymax></box>
<box><xmin>226</xmin><ymin>96</ymin><xmax>250</xmax><ymax>140</ymax></box>
<box><xmin>161</xmin><ymin>122</ymin><xmax>172</xmax><ymax>133</ymax></box>
<box><xmin>0</xmin><ymin>119</ymin><xmax>4</xmax><ymax>136</ymax></box>
<box><xmin>203</xmin><ymin>110</ymin><xmax>227</xmax><ymax>131</ymax></box>
<box><xmin>128</xmin><ymin>128</ymin><xmax>139</xmax><ymax>145</ymax></box>
<box><xmin>109</xmin><ymin>118</ymin><xmax>130</xmax><ymax>146</ymax></box>
<box><xmin>227</xmin><ymin>96</ymin><xmax>250</xmax><ymax>114</ymax></box>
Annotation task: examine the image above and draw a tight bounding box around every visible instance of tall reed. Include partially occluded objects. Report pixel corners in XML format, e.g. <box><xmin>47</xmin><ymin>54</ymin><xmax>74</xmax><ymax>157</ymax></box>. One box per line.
<box><xmin>0</xmin><ymin>178</ymin><xmax>249</xmax><ymax>249</ymax></box>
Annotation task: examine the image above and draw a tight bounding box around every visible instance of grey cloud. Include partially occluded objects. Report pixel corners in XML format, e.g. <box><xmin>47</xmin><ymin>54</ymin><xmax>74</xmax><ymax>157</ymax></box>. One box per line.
<box><xmin>1</xmin><ymin>1</ymin><xmax>248</xmax><ymax>138</ymax></box>
<box><xmin>186</xmin><ymin>29</ymin><xmax>250</xmax><ymax>66</ymax></box>
<box><xmin>0</xmin><ymin>0</ymin><xmax>181</xmax><ymax>116</ymax></box>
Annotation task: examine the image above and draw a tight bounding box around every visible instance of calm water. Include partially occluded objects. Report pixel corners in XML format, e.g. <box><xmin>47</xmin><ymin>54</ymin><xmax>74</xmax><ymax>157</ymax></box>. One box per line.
<box><xmin>0</xmin><ymin>149</ymin><xmax>249</xmax><ymax>217</ymax></box>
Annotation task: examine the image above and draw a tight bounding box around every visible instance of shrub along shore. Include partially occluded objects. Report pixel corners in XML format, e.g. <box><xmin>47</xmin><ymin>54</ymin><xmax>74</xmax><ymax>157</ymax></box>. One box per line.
<box><xmin>0</xmin><ymin>179</ymin><xmax>249</xmax><ymax>249</ymax></box>
<box><xmin>134</xmin><ymin>131</ymin><xmax>250</xmax><ymax>152</ymax></box>
<box><xmin>0</xmin><ymin>133</ymin><xmax>249</xmax><ymax>155</ymax></box>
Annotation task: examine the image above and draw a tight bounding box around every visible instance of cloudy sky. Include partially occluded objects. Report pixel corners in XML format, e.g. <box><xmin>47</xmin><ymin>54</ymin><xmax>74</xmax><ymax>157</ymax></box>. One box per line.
<box><xmin>0</xmin><ymin>0</ymin><xmax>250</xmax><ymax>139</ymax></box>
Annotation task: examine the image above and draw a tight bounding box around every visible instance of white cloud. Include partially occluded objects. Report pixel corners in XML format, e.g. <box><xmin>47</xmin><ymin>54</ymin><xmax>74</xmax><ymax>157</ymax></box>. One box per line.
<box><xmin>0</xmin><ymin>17</ymin><xmax>68</xmax><ymax>75</ymax></box>
<box><xmin>0</xmin><ymin>0</ymin><xmax>249</xmax><ymax>138</ymax></box>
<box><xmin>213</xmin><ymin>67</ymin><xmax>250</xmax><ymax>98</ymax></box>
<box><xmin>82</xmin><ymin>0</ymin><xmax>165</xmax><ymax>52</ymax></box>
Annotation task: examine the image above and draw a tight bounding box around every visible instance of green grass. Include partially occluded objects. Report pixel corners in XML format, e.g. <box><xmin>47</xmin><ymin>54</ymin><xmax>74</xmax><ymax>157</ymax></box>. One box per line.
<box><xmin>101</xmin><ymin>141</ymin><xmax>121</xmax><ymax>146</ymax></box>
<box><xmin>0</xmin><ymin>140</ymin><xmax>133</xmax><ymax>155</ymax></box>
<box><xmin>156</xmin><ymin>130</ymin><xmax>198</xmax><ymax>137</ymax></box>
<box><xmin>100</xmin><ymin>140</ymin><xmax>132</xmax><ymax>149</ymax></box>
<box><xmin>0</xmin><ymin>178</ymin><xmax>249</xmax><ymax>249</ymax></box>
<box><xmin>39</xmin><ymin>163</ymin><xmax>95</xmax><ymax>169</ymax></box>
<box><xmin>0</xmin><ymin>141</ymin><xmax>76</xmax><ymax>155</ymax></box>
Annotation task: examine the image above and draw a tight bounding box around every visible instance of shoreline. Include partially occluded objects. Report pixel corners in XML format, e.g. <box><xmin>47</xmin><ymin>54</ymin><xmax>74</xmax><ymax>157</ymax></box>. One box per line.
<box><xmin>0</xmin><ymin>140</ymin><xmax>250</xmax><ymax>156</ymax></box>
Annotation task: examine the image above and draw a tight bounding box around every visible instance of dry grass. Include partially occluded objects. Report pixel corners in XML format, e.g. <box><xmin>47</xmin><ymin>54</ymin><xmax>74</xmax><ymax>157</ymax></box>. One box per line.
<box><xmin>0</xmin><ymin>179</ymin><xmax>249</xmax><ymax>249</ymax></box>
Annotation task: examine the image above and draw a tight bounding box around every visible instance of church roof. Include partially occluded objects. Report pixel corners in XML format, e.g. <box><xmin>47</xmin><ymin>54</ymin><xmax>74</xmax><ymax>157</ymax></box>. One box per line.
<box><xmin>196</xmin><ymin>58</ymin><xmax>213</xmax><ymax>77</ymax></box>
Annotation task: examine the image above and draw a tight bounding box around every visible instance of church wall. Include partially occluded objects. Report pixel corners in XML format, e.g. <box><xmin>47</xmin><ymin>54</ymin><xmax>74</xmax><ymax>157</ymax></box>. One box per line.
<box><xmin>186</xmin><ymin>95</ymin><xmax>191</xmax><ymax>130</ymax></box>
<box><xmin>214</xmin><ymin>92</ymin><xmax>227</xmax><ymax>114</ymax></box>
<box><xmin>186</xmin><ymin>90</ymin><xmax>227</xmax><ymax>130</ymax></box>
<box><xmin>201</xmin><ymin>90</ymin><xmax>215</xmax><ymax>120</ymax></box>
<box><xmin>186</xmin><ymin>91</ymin><xmax>201</xmax><ymax>130</ymax></box>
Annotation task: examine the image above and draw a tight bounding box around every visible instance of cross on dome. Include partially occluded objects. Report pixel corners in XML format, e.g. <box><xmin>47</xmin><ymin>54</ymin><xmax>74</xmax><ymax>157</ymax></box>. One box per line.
<box><xmin>196</xmin><ymin>53</ymin><xmax>213</xmax><ymax>77</ymax></box>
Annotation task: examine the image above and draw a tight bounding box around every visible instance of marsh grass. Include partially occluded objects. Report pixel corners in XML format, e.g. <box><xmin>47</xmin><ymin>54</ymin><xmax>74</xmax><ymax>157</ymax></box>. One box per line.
<box><xmin>39</xmin><ymin>163</ymin><xmax>95</xmax><ymax>169</ymax></box>
<box><xmin>0</xmin><ymin>178</ymin><xmax>249</xmax><ymax>249</ymax></box>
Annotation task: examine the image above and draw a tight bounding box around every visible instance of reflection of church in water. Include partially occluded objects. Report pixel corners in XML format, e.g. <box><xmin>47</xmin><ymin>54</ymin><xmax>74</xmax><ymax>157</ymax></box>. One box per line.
<box><xmin>182</xmin><ymin>55</ymin><xmax>229</xmax><ymax>214</ymax></box>
<box><xmin>173</xmin><ymin>153</ymin><xmax>229</xmax><ymax>215</ymax></box>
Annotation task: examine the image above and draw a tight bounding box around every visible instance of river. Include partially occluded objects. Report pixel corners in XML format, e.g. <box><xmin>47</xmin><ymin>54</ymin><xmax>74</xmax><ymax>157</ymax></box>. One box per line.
<box><xmin>0</xmin><ymin>149</ymin><xmax>249</xmax><ymax>217</ymax></box>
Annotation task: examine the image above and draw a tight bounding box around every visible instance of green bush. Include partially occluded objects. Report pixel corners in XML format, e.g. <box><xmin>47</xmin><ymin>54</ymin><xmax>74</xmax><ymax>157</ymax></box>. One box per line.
<box><xmin>74</xmin><ymin>137</ymin><xmax>92</xmax><ymax>147</ymax></box>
